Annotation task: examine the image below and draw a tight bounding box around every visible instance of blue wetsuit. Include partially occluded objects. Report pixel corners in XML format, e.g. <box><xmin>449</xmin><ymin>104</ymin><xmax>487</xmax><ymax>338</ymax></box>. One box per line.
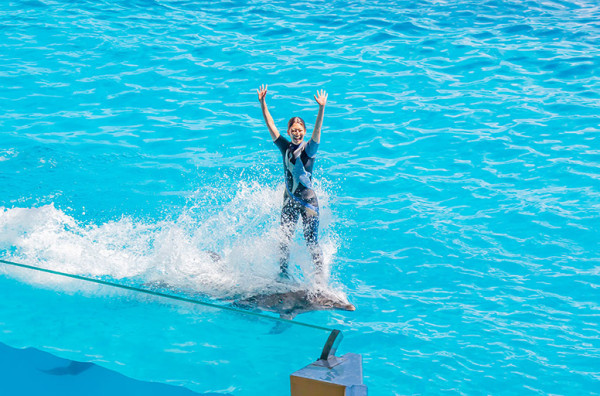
<box><xmin>274</xmin><ymin>135</ymin><xmax>324</xmax><ymax>275</ymax></box>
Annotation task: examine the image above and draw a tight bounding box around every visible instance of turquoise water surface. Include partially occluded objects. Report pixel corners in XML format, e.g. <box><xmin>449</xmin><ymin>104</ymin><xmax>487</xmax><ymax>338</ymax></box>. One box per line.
<box><xmin>1</xmin><ymin>0</ymin><xmax>600</xmax><ymax>394</ymax></box>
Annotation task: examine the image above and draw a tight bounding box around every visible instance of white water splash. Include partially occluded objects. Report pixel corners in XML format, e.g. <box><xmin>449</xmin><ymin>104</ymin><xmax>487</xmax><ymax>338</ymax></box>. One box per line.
<box><xmin>0</xmin><ymin>181</ymin><xmax>345</xmax><ymax>300</ymax></box>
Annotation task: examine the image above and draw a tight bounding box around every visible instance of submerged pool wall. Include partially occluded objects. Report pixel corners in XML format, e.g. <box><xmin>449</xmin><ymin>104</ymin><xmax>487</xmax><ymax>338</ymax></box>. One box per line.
<box><xmin>0</xmin><ymin>341</ymin><xmax>206</xmax><ymax>396</ymax></box>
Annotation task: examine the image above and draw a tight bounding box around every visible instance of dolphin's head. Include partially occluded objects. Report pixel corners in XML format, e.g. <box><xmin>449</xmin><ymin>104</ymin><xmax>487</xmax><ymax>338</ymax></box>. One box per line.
<box><xmin>333</xmin><ymin>300</ymin><xmax>356</xmax><ymax>311</ymax></box>
<box><xmin>312</xmin><ymin>291</ymin><xmax>356</xmax><ymax>312</ymax></box>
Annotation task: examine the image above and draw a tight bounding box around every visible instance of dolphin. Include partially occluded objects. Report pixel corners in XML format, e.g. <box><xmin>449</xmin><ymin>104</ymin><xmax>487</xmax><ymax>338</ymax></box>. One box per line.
<box><xmin>233</xmin><ymin>289</ymin><xmax>356</xmax><ymax>319</ymax></box>
<box><xmin>143</xmin><ymin>251</ymin><xmax>356</xmax><ymax>319</ymax></box>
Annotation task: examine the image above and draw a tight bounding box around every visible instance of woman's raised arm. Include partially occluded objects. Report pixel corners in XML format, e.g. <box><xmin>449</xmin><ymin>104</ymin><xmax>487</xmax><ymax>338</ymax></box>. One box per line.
<box><xmin>257</xmin><ymin>84</ymin><xmax>280</xmax><ymax>142</ymax></box>
<box><xmin>311</xmin><ymin>89</ymin><xmax>328</xmax><ymax>144</ymax></box>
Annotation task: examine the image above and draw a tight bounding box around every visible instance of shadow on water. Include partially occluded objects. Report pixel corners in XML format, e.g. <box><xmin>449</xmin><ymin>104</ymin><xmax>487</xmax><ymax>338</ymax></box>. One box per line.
<box><xmin>41</xmin><ymin>361</ymin><xmax>94</xmax><ymax>376</ymax></box>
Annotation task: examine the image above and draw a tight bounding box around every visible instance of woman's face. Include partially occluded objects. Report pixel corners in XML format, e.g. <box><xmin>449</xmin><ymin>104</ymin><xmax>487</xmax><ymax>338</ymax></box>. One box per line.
<box><xmin>288</xmin><ymin>122</ymin><xmax>306</xmax><ymax>144</ymax></box>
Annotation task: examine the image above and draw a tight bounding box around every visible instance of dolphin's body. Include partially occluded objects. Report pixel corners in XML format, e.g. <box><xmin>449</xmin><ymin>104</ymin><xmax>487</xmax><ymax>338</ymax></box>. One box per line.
<box><xmin>144</xmin><ymin>281</ymin><xmax>356</xmax><ymax>319</ymax></box>
<box><xmin>233</xmin><ymin>289</ymin><xmax>356</xmax><ymax>319</ymax></box>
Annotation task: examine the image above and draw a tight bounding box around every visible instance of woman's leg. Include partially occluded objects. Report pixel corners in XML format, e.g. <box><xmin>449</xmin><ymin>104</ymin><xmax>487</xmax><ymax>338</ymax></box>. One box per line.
<box><xmin>300</xmin><ymin>191</ymin><xmax>324</xmax><ymax>274</ymax></box>
<box><xmin>302</xmin><ymin>211</ymin><xmax>324</xmax><ymax>273</ymax></box>
<box><xmin>279</xmin><ymin>196</ymin><xmax>300</xmax><ymax>277</ymax></box>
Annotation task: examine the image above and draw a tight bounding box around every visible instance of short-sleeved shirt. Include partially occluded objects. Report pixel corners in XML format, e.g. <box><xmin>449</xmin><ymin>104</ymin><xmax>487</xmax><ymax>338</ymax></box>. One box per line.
<box><xmin>274</xmin><ymin>135</ymin><xmax>319</xmax><ymax>198</ymax></box>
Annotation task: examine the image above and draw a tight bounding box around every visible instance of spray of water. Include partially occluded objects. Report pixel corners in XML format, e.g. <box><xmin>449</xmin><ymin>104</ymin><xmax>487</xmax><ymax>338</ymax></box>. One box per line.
<box><xmin>0</xmin><ymin>180</ymin><xmax>347</xmax><ymax>303</ymax></box>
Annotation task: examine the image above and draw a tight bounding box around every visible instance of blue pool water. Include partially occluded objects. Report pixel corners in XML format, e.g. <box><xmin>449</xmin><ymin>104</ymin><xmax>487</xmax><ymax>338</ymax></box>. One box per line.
<box><xmin>1</xmin><ymin>0</ymin><xmax>600</xmax><ymax>394</ymax></box>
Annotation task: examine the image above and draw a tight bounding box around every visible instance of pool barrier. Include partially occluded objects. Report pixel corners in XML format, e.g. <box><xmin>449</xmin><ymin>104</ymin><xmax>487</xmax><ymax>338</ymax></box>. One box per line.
<box><xmin>291</xmin><ymin>329</ymin><xmax>367</xmax><ymax>396</ymax></box>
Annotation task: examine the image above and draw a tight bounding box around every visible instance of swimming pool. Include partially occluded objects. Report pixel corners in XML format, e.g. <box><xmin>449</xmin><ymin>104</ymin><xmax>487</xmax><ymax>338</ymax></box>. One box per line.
<box><xmin>0</xmin><ymin>259</ymin><xmax>335</xmax><ymax>394</ymax></box>
<box><xmin>1</xmin><ymin>0</ymin><xmax>600</xmax><ymax>394</ymax></box>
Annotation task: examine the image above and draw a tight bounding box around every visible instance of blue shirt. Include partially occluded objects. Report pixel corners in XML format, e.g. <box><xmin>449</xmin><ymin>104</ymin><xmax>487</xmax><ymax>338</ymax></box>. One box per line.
<box><xmin>274</xmin><ymin>135</ymin><xmax>319</xmax><ymax>196</ymax></box>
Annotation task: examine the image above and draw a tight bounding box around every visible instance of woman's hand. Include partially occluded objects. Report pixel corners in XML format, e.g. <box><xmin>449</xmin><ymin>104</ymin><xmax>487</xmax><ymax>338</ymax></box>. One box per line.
<box><xmin>257</xmin><ymin>84</ymin><xmax>268</xmax><ymax>103</ymax></box>
<box><xmin>314</xmin><ymin>89</ymin><xmax>328</xmax><ymax>107</ymax></box>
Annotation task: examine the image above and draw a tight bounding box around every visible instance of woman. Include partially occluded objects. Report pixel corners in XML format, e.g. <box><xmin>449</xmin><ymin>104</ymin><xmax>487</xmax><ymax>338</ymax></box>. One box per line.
<box><xmin>257</xmin><ymin>84</ymin><xmax>328</xmax><ymax>279</ymax></box>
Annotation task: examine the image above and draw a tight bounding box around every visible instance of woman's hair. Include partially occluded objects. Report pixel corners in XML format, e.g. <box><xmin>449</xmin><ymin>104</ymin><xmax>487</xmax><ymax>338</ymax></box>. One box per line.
<box><xmin>287</xmin><ymin>116</ymin><xmax>306</xmax><ymax>131</ymax></box>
